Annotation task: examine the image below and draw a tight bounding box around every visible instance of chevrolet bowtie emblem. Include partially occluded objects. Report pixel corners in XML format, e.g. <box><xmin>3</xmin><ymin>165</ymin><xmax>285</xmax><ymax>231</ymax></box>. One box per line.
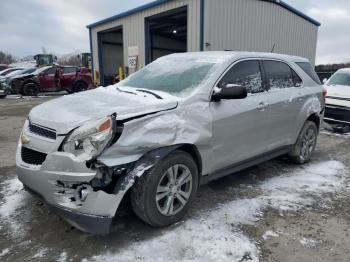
<box><xmin>21</xmin><ymin>134</ymin><xmax>30</xmax><ymax>145</ymax></box>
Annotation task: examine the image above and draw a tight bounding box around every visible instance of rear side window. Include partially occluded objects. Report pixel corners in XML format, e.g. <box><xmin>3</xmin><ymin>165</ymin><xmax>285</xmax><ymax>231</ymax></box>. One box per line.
<box><xmin>63</xmin><ymin>67</ymin><xmax>77</xmax><ymax>74</ymax></box>
<box><xmin>296</xmin><ymin>62</ymin><xmax>321</xmax><ymax>84</ymax></box>
<box><xmin>219</xmin><ymin>60</ymin><xmax>264</xmax><ymax>94</ymax></box>
<box><xmin>263</xmin><ymin>61</ymin><xmax>298</xmax><ymax>89</ymax></box>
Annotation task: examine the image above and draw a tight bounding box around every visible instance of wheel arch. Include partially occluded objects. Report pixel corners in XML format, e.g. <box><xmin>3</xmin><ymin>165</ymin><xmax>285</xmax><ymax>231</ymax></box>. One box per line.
<box><xmin>108</xmin><ymin>143</ymin><xmax>203</xmax><ymax>215</ymax></box>
<box><xmin>74</xmin><ymin>79</ymin><xmax>88</xmax><ymax>87</ymax></box>
<box><xmin>306</xmin><ymin>113</ymin><xmax>321</xmax><ymax>130</ymax></box>
<box><xmin>22</xmin><ymin>80</ymin><xmax>39</xmax><ymax>92</ymax></box>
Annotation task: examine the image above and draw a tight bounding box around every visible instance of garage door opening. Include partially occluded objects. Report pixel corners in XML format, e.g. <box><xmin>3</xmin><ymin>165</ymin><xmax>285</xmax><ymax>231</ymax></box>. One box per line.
<box><xmin>99</xmin><ymin>27</ymin><xmax>124</xmax><ymax>86</ymax></box>
<box><xmin>146</xmin><ymin>6</ymin><xmax>187</xmax><ymax>64</ymax></box>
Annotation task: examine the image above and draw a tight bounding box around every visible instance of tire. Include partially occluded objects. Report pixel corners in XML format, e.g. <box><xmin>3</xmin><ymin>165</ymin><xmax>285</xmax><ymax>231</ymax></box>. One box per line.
<box><xmin>289</xmin><ymin>121</ymin><xmax>318</xmax><ymax>164</ymax></box>
<box><xmin>0</xmin><ymin>95</ymin><xmax>6</xmax><ymax>99</ymax></box>
<box><xmin>23</xmin><ymin>83</ymin><xmax>39</xmax><ymax>96</ymax></box>
<box><xmin>130</xmin><ymin>150</ymin><xmax>199</xmax><ymax>227</ymax></box>
<box><xmin>73</xmin><ymin>82</ymin><xmax>88</xmax><ymax>93</ymax></box>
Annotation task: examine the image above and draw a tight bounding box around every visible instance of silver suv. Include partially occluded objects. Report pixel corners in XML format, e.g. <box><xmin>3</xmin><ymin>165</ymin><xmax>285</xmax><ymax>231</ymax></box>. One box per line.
<box><xmin>16</xmin><ymin>52</ymin><xmax>324</xmax><ymax>234</ymax></box>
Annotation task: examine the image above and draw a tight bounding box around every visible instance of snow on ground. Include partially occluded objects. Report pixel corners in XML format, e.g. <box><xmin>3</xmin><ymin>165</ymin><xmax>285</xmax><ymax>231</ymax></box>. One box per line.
<box><xmin>0</xmin><ymin>248</ymin><xmax>10</xmax><ymax>258</ymax></box>
<box><xmin>83</xmin><ymin>160</ymin><xmax>346</xmax><ymax>262</ymax></box>
<box><xmin>321</xmin><ymin>130</ymin><xmax>350</xmax><ymax>139</ymax></box>
<box><xmin>262</xmin><ymin>230</ymin><xmax>279</xmax><ymax>240</ymax></box>
<box><xmin>0</xmin><ymin>177</ymin><xmax>26</xmax><ymax>236</ymax></box>
<box><xmin>299</xmin><ymin>237</ymin><xmax>321</xmax><ymax>249</ymax></box>
<box><xmin>32</xmin><ymin>248</ymin><xmax>49</xmax><ymax>259</ymax></box>
<box><xmin>57</xmin><ymin>251</ymin><xmax>68</xmax><ymax>262</ymax></box>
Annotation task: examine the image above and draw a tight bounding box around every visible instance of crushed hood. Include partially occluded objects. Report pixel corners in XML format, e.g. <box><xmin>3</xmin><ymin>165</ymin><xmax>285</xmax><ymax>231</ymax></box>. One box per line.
<box><xmin>29</xmin><ymin>86</ymin><xmax>178</xmax><ymax>134</ymax></box>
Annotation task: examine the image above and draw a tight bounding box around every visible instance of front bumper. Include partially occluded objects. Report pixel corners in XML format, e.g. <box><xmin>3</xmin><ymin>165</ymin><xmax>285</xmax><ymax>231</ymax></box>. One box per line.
<box><xmin>23</xmin><ymin>184</ymin><xmax>113</xmax><ymax>234</ymax></box>
<box><xmin>324</xmin><ymin>104</ymin><xmax>350</xmax><ymax>125</ymax></box>
<box><xmin>16</xmin><ymin>144</ymin><xmax>122</xmax><ymax>234</ymax></box>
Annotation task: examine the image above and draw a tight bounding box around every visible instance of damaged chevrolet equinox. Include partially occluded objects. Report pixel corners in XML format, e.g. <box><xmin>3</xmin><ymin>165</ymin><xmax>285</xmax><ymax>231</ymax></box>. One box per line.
<box><xmin>16</xmin><ymin>52</ymin><xmax>324</xmax><ymax>234</ymax></box>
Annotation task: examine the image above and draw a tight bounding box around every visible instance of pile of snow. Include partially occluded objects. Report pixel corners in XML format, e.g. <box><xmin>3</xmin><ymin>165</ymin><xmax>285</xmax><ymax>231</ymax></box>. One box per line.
<box><xmin>83</xmin><ymin>160</ymin><xmax>345</xmax><ymax>262</ymax></box>
<box><xmin>0</xmin><ymin>178</ymin><xmax>26</xmax><ymax>236</ymax></box>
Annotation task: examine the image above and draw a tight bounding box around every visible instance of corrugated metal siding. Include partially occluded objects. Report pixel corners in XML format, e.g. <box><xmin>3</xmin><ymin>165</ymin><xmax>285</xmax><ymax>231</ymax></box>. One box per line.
<box><xmin>91</xmin><ymin>0</ymin><xmax>201</xmax><ymax>72</ymax></box>
<box><xmin>204</xmin><ymin>0</ymin><xmax>318</xmax><ymax>64</ymax></box>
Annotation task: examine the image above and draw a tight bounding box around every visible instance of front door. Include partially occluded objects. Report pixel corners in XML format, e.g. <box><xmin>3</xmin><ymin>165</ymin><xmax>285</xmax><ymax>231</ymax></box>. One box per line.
<box><xmin>210</xmin><ymin>60</ymin><xmax>271</xmax><ymax>173</ymax></box>
<box><xmin>38</xmin><ymin>67</ymin><xmax>59</xmax><ymax>91</ymax></box>
<box><xmin>60</xmin><ymin>67</ymin><xmax>78</xmax><ymax>90</ymax></box>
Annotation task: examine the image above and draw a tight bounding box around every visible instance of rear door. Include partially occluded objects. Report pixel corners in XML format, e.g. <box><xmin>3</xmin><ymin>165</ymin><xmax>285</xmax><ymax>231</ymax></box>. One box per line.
<box><xmin>210</xmin><ymin>59</ymin><xmax>271</xmax><ymax>172</ymax></box>
<box><xmin>60</xmin><ymin>67</ymin><xmax>78</xmax><ymax>89</ymax></box>
<box><xmin>261</xmin><ymin>60</ymin><xmax>304</xmax><ymax>151</ymax></box>
<box><xmin>38</xmin><ymin>67</ymin><xmax>59</xmax><ymax>91</ymax></box>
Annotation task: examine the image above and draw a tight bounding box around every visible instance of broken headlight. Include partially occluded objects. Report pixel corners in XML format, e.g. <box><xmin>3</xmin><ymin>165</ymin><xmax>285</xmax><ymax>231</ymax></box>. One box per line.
<box><xmin>62</xmin><ymin>116</ymin><xmax>115</xmax><ymax>160</ymax></box>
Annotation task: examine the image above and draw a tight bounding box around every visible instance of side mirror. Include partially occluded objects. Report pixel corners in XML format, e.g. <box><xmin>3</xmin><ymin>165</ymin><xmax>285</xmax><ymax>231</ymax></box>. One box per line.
<box><xmin>212</xmin><ymin>84</ymin><xmax>248</xmax><ymax>101</ymax></box>
<box><xmin>322</xmin><ymin>78</ymin><xmax>328</xmax><ymax>84</ymax></box>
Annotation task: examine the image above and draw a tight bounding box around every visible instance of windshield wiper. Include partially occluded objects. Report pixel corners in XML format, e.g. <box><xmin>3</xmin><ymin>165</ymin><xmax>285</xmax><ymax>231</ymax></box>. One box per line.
<box><xmin>116</xmin><ymin>87</ymin><xmax>137</xmax><ymax>95</ymax></box>
<box><xmin>136</xmin><ymin>89</ymin><xmax>163</xmax><ymax>99</ymax></box>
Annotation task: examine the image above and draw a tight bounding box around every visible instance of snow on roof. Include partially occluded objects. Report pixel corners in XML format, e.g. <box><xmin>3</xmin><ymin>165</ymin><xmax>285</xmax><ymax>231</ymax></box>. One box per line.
<box><xmin>166</xmin><ymin>51</ymin><xmax>309</xmax><ymax>63</ymax></box>
<box><xmin>9</xmin><ymin>61</ymin><xmax>36</xmax><ymax>68</ymax></box>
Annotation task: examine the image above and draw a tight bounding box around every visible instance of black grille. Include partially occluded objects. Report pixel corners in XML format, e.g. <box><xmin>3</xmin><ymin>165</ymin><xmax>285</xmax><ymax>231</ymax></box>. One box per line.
<box><xmin>29</xmin><ymin>123</ymin><xmax>56</xmax><ymax>140</ymax></box>
<box><xmin>21</xmin><ymin>147</ymin><xmax>47</xmax><ymax>165</ymax></box>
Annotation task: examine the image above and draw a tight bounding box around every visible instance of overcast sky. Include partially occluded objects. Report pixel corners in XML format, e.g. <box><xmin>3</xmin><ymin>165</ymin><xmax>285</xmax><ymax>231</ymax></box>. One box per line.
<box><xmin>0</xmin><ymin>0</ymin><xmax>349</xmax><ymax>65</ymax></box>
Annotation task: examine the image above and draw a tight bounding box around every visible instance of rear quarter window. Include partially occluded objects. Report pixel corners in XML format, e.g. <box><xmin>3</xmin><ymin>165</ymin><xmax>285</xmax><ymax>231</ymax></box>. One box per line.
<box><xmin>296</xmin><ymin>62</ymin><xmax>321</xmax><ymax>85</ymax></box>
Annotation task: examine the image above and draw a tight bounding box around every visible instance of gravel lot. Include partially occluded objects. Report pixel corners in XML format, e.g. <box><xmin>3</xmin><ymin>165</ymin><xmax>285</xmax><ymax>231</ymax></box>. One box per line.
<box><xmin>0</xmin><ymin>96</ymin><xmax>350</xmax><ymax>262</ymax></box>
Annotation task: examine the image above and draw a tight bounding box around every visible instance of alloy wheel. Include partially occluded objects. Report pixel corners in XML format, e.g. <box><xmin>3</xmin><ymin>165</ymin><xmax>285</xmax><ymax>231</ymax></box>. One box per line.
<box><xmin>300</xmin><ymin>128</ymin><xmax>316</xmax><ymax>161</ymax></box>
<box><xmin>156</xmin><ymin>164</ymin><xmax>193</xmax><ymax>216</ymax></box>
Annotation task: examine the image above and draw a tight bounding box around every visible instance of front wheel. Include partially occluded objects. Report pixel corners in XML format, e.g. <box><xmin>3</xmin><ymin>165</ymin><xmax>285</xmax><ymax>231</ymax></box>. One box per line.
<box><xmin>289</xmin><ymin>121</ymin><xmax>318</xmax><ymax>164</ymax></box>
<box><xmin>23</xmin><ymin>83</ymin><xmax>39</xmax><ymax>96</ymax></box>
<box><xmin>73</xmin><ymin>82</ymin><xmax>88</xmax><ymax>93</ymax></box>
<box><xmin>131</xmin><ymin>150</ymin><xmax>199</xmax><ymax>227</ymax></box>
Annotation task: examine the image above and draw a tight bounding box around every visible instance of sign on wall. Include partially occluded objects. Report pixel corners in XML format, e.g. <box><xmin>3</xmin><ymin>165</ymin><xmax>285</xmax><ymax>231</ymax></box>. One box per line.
<box><xmin>128</xmin><ymin>56</ymin><xmax>138</xmax><ymax>69</ymax></box>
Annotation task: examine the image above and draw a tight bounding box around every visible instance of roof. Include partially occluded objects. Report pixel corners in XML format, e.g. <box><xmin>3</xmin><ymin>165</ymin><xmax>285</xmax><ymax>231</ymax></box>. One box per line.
<box><xmin>87</xmin><ymin>0</ymin><xmax>321</xmax><ymax>29</ymax></box>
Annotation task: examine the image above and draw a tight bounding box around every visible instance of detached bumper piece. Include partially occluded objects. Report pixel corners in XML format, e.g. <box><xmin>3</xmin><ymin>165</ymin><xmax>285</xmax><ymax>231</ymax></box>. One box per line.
<box><xmin>324</xmin><ymin>105</ymin><xmax>350</xmax><ymax>127</ymax></box>
<box><xmin>49</xmin><ymin>205</ymin><xmax>113</xmax><ymax>235</ymax></box>
<box><xmin>24</xmin><ymin>184</ymin><xmax>113</xmax><ymax>235</ymax></box>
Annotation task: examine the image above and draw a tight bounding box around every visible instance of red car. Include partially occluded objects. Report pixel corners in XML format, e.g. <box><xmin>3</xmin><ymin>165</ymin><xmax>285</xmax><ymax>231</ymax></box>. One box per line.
<box><xmin>0</xmin><ymin>64</ymin><xmax>10</xmax><ymax>71</ymax></box>
<box><xmin>12</xmin><ymin>66</ymin><xmax>93</xmax><ymax>96</ymax></box>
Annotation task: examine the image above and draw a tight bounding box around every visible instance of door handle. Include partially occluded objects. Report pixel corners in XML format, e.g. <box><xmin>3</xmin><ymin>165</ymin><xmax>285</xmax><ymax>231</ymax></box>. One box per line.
<box><xmin>257</xmin><ymin>102</ymin><xmax>269</xmax><ymax>111</ymax></box>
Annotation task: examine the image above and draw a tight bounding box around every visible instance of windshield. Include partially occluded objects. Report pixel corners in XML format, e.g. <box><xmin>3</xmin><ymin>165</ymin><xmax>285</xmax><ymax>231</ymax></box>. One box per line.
<box><xmin>328</xmin><ymin>72</ymin><xmax>350</xmax><ymax>86</ymax></box>
<box><xmin>119</xmin><ymin>56</ymin><xmax>220</xmax><ymax>97</ymax></box>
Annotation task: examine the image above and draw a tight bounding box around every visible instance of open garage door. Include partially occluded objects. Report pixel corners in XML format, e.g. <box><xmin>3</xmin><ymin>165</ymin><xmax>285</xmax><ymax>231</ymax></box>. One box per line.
<box><xmin>145</xmin><ymin>6</ymin><xmax>187</xmax><ymax>64</ymax></box>
<box><xmin>99</xmin><ymin>27</ymin><xmax>124</xmax><ymax>86</ymax></box>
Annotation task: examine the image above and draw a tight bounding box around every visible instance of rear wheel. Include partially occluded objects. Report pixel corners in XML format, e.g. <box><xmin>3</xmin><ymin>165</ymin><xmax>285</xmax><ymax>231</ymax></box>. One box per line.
<box><xmin>289</xmin><ymin>121</ymin><xmax>318</xmax><ymax>164</ymax></box>
<box><xmin>23</xmin><ymin>83</ymin><xmax>39</xmax><ymax>96</ymax></box>
<box><xmin>130</xmin><ymin>150</ymin><xmax>198</xmax><ymax>227</ymax></box>
<box><xmin>73</xmin><ymin>82</ymin><xmax>88</xmax><ymax>93</ymax></box>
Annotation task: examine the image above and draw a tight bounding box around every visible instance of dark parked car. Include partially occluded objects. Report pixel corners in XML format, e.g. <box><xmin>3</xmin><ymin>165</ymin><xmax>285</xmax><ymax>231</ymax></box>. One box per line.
<box><xmin>12</xmin><ymin>66</ymin><xmax>93</xmax><ymax>96</ymax></box>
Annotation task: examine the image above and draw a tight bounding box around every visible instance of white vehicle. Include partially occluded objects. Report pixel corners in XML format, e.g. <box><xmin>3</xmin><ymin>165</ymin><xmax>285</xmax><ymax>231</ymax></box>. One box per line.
<box><xmin>324</xmin><ymin>68</ymin><xmax>350</xmax><ymax>130</ymax></box>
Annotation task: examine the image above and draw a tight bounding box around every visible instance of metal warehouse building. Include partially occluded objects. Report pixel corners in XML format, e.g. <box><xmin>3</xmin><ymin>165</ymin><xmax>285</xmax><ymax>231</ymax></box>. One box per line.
<box><xmin>87</xmin><ymin>0</ymin><xmax>320</xmax><ymax>86</ymax></box>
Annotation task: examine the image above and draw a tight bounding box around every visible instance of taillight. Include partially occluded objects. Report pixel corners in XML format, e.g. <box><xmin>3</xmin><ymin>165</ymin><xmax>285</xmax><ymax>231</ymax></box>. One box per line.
<box><xmin>322</xmin><ymin>87</ymin><xmax>327</xmax><ymax>98</ymax></box>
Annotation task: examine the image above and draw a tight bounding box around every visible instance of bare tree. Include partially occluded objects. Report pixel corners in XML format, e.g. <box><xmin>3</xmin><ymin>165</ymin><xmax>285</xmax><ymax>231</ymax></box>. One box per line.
<box><xmin>0</xmin><ymin>51</ymin><xmax>16</xmax><ymax>64</ymax></box>
<box><xmin>57</xmin><ymin>52</ymin><xmax>81</xmax><ymax>66</ymax></box>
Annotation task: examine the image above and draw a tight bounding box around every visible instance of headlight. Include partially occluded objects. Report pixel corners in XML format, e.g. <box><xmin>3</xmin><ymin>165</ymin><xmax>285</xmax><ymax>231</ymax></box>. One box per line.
<box><xmin>62</xmin><ymin>116</ymin><xmax>115</xmax><ymax>160</ymax></box>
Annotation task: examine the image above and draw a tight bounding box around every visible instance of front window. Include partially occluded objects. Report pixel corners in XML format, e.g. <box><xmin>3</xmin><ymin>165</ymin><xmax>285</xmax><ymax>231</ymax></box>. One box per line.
<box><xmin>119</xmin><ymin>56</ymin><xmax>220</xmax><ymax>97</ymax></box>
<box><xmin>328</xmin><ymin>72</ymin><xmax>350</xmax><ymax>86</ymax></box>
<box><xmin>219</xmin><ymin>60</ymin><xmax>263</xmax><ymax>94</ymax></box>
